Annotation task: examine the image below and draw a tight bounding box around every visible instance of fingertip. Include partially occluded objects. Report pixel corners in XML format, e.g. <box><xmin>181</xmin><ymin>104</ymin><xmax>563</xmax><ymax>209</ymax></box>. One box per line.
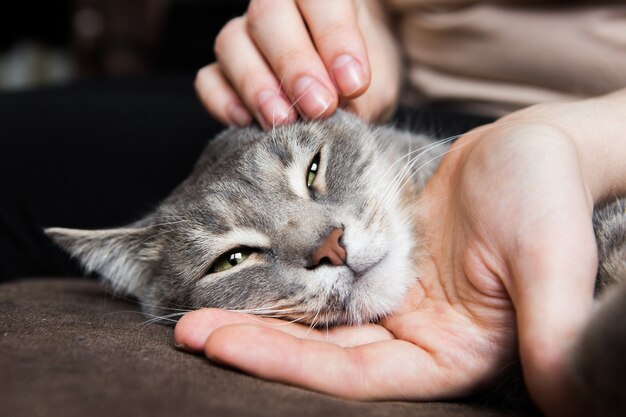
<box><xmin>295</xmin><ymin>0</ymin><xmax>371</xmax><ymax>100</ymax></box>
<box><xmin>227</xmin><ymin>102</ymin><xmax>253</xmax><ymax>127</ymax></box>
<box><xmin>174</xmin><ymin>308</ymin><xmax>232</xmax><ymax>352</ymax></box>
<box><xmin>194</xmin><ymin>63</ymin><xmax>252</xmax><ymax>127</ymax></box>
<box><xmin>292</xmin><ymin>76</ymin><xmax>338</xmax><ymax>120</ymax></box>
<box><xmin>331</xmin><ymin>54</ymin><xmax>369</xmax><ymax>98</ymax></box>
<box><xmin>174</xmin><ymin>311</ymin><xmax>203</xmax><ymax>352</ymax></box>
<box><xmin>257</xmin><ymin>89</ymin><xmax>298</xmax><ymax>129</ymax></box>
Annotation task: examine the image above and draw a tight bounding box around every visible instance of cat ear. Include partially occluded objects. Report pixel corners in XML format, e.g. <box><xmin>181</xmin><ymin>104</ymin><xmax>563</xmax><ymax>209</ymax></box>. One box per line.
<box><xmin>45</xmin><ymin>226</ymin><xmax>161</xmax><ymax>297</ymax></box>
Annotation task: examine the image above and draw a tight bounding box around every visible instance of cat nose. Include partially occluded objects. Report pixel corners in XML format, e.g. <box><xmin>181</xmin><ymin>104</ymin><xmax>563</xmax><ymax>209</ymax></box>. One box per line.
<box><xmin>309</xmin><ymin>228</ymin><xmax>346</xmax><ymax>268</ymax></box>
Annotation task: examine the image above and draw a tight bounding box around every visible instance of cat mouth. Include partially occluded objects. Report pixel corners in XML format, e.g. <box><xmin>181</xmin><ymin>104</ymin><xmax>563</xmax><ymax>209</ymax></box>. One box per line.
<box><xmin>346</xmin><ymin>250</ymin><xmax>388</xmax><ymax>280</ymax></box>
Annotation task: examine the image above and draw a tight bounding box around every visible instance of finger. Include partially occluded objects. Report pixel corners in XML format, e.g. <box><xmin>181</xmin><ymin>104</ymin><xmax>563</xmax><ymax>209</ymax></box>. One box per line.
<box><xmin>296</xmin><ymin>0</ymin><xmax>370</xmax><ymax>98</ymax></box>
<box><xmin>510</xmin><ymin>208</ymin><xmax>597</xmax><ymax>416</ymax></box>
<box><xmin>246</xmin><ymin>0</ymin><xmax>338</xmax><ymax>119</ymax></box>
<box><xmin>334</xmin><ymin>0</ymin><xmax>401</xmax><ymax>121</ymax></box>
<box><xmin>174</xmin><ymin>308</ymin><xmax>393</xmax><ymax>351</ymax></box>
<box><xmin>214</xmin><ymin>17</ymin><xmax>297</xmax><ymax>129</ymax></box>
<box><xmin>195</xmin><ymin>63</ymin><xmax>253</xmax><ymax>127</ymax></box>
<box><xmin>205</xmin><ymin>324</ymin><xmax>457</xmax><ymax>400</ymax></box>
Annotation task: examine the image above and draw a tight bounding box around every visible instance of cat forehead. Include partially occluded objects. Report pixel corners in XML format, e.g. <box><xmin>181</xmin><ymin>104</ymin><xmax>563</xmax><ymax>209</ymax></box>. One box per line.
<box><xmin>163</xmin><ymin>132</ymin><xmax>315</xmax><ymax>231</ymax></box>
<box><xmin>204</xmin><ymin>112</ymin><xmax>367</xmax><ymax>171</ymax></box>
<box><xmin>217</xmin><ymin>122</ymin><xmax>336</xmax><ymax>166</ymax></box>
<box><xmin>159</xmin><ymin>113</ymin><xmax>375</xmax><ymax>233</ymax></box>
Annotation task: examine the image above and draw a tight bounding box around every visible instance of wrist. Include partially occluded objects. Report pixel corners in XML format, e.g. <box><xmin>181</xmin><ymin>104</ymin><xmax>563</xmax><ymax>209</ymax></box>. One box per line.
<box><xmin>504</xmin><ymin>89</ymin><xmax>626</xmax><ymax>203</ymax></box>
<box><xmin>570</xmin><ymin>90</ymin><xmax>626</xmax><ymax>203</ymax></box>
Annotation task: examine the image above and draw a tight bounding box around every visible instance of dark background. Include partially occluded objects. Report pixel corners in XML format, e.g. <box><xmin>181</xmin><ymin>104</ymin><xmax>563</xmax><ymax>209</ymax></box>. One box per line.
<box><xmin>1</xmin><ymin>0</ymin><xmax>252</xmax><ymax>279</ymax></box>
<box><xmin>0</xmin><ymin>0</ymin><xmax>248</xmax><ymax>90</ymax></box>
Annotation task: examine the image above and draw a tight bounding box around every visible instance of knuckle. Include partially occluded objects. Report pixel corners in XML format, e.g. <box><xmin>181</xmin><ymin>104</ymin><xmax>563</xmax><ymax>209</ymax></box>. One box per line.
<box><xmin>274</xmin><ymin>49</ymin><xmax>308</xmax><ymax>79</ymax></box>
<box><xmin>246</xmin><ymin>0</ymin><xmax>275</xmax><ymax>29</ymax></box>
<box><xmin>239</xmin><ymin>72</ymin><xmax>266</xmax><ymax>105</ymax></box>
<box><xmin>317</xmin><ymin>24</ymin><xmax>357</xmax><ymax>47</ymax></box>
<box><xmin>214</xmin><ymin>17</ymin><xmax>245</xmax><ymax>58</ymax></box>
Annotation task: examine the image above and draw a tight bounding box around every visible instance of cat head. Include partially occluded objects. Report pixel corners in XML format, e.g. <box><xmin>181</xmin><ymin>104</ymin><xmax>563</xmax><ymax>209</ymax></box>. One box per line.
<box><xmin>47</xmin><ymin>111</ymin><xmax>438</xmax><ymax>325</ymax></box>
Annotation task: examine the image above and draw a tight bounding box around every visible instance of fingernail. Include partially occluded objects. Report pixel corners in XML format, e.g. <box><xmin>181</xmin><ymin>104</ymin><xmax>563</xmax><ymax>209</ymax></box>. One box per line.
<box><xmin>293</xmin><ymin>76</ymin><xmax>333</xmax><ymax>119</ymax></box>
<box><xmin>227</xmin><ymin>103</ymin><xmax>252</xmax><ymax>127</ymax></box>
<box><xmin>331</xmin><ymin>54</ymin><xmax>365</xmax><ymax>97</ymax></box>
<box><xmin>258</xmin><ymin>90</ymin><xmax>294</xmax><ymax>127</ymax></box>
<box><xmin>174</xmin><ymin>342</ymin><xmax>191</xmax><ymax>352</ymax></box>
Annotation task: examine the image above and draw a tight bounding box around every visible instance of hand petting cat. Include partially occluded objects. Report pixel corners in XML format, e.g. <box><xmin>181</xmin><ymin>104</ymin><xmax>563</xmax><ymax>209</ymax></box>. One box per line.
<box><xmin>186</xmin><ymin>0</ymin><xmax>626</xmax><ymax>416</ymax></box>
<box><xmin>194</xmin><ymin>0</ymin><xmax>400</xmax><ymax>129</ymax></box>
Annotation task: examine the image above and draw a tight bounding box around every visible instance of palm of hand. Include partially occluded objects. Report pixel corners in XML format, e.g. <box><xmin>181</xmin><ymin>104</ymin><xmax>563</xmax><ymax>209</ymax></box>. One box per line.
<box><xmin>175</xmin><ymin>120</ymin><xmax>597</xmax><ymax>409</ymax></box>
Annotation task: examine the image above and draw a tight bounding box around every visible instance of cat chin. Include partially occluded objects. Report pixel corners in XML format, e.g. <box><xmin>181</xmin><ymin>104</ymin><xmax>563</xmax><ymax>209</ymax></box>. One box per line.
<box><xmin>282</xmin><ymin>256</ymin><xmax>414</xmax><ymax>326</ymax></box>
<box><xmin>348</xmin><ymin>254</ymin><xmax>416</xmax><ymax>324</ymax></box>
<box><xmin>304</xmin><ymin>230</ymin><xmax>416</xmax><ymax>325</ymax></box>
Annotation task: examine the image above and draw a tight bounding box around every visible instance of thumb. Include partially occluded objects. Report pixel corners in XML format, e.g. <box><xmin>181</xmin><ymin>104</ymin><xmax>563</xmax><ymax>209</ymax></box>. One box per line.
<box><xmin>509</xmin><ymin>210</ymin><xmax>597</xmax><ymax>417</ymax></box>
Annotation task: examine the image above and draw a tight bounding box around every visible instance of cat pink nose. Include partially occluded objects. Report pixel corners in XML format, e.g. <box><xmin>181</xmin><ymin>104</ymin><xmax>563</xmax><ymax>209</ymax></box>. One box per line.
<box><xmin>310</xmin><ymin>228</ymin><xmax>346</xmax><ymax>267</ymax></box>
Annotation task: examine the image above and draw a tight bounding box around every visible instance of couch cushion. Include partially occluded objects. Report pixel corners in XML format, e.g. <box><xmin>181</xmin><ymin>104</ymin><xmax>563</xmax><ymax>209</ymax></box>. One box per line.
<box><xmin>0</xmin><ymin>278</ymin><xmax>535</xmax><ymax>417</ymax></box>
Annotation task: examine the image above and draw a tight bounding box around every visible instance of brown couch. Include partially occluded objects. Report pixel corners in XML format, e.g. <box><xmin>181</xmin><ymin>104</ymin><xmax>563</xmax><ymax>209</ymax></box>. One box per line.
<box><xmin>0</xmin><ymin>278</ymin><xmax>538</xmax><ymax>417</ymax></box>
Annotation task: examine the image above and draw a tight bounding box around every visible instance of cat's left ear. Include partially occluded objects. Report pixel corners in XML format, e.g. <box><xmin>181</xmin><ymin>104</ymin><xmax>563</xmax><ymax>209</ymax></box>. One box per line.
<box><xmin>45</xmin><ymin>226</ymin><xmax>161</xmax><ymax>297</ymax></box>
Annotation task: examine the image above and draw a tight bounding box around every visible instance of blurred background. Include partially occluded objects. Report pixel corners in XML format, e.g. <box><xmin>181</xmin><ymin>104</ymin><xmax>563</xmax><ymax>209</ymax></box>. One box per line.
<box><xmin>0</xmin><ymin>0</ymin><xmax>248</xmax><ymax>91</ymax></box>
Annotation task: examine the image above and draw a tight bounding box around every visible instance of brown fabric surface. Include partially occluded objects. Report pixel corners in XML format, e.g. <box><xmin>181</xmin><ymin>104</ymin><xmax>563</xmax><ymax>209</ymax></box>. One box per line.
<box><xmin>0</xmin><ymin>278</ymin><xmax>534</xmax><ymax>417</ymax></box>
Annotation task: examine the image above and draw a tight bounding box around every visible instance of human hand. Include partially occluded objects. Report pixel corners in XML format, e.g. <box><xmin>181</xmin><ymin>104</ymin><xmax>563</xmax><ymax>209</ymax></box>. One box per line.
<box><xmin>195</xmin><ymin>0</ymin><xmax>401</xmax><ymax>129</ymax></box>
<box><xmin>174</xmin><ymin>93</ymin><xmax>626</xmax><ymax>416</ymax></box>
<box><xmin>419</xmin><ymin>120</ymin><xmax>598</xmax><ymax>417</ymax></box>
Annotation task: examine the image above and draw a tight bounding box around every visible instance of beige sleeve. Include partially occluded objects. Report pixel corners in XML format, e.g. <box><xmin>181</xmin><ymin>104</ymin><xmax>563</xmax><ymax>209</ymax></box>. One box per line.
<box><xmin>385</xmin><ymin>1</ymin><xmax>626</xmax><ymax>114</ymax></box>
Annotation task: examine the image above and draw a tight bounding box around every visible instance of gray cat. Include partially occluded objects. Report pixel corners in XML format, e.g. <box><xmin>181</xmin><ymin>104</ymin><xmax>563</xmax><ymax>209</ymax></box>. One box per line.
<box><xmin>46</xmin><ymin>111</ymin><xmax>625</xmax><ymax>415</ymax></box>
<box><xmin>46</xmin><ymin>111</ymin><xmax>444</xmax><ymax>325</ymax></box>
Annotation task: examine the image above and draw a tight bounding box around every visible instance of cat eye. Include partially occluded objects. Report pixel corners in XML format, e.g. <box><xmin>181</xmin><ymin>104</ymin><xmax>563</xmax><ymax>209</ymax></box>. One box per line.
<box><xmin>307</xmin><ymin>152</ymin><xmax>321</xmax><ymax>189</ymax></box>
<box><xmin>209</xmin><ymin>248</ymin><xmax>253</xmax><ymax>273</ymax></box>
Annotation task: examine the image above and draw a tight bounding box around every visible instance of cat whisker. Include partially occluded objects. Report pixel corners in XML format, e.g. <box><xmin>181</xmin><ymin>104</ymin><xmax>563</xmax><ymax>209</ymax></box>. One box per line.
<box><xmin>365</xmin><ymin>134</ymin><xmax>459</xmax><ymax>213</ymax></box>
<box><xmin>370</xmin><ymin>133</ymin><xmax>458</xmax><ymax>192</ymax></box>
<box><xmin>383</xmin><ymin>134</ymin><xmax>459</xmax><ymax>198</ymax></box>
<box><xmin>136</xmin><ymin>302</ymin><xmax>193</xmax><ymax>313</ymax></box>
<box><xmin>226</xmin><ymin>302</ymin><xmax>301</xmax><ymax>313</ymax></box>
<box><xmin>268</xmin><ymin>315</ymin><xmax>308</xmax><ymax>327</ymax></box>
<box><xmin>97</xmin><ymin>290</ymin><xmax>196</xmax><ymax>314</ymax></box>
<box><xmin>375</xmin><ymin>133</ymin><xmax>463</xmax><ymax>214</ymax></box>
<box><xmin>364</xmin><ymin>133</ymin><xmax>457</xmax><ymax>207</ymax></box>
<box><xmin>143</xmin><ymin>219</ymin><xmax>189</xmax><ymax>229</ymax></box>
<box><xmin>390</xmin><ymin>133</ymin><xmax>481</xmax><ymax>206</ymax></box>
<box><xmin>285</xmin><ymin>81</ymin><xmax>318</xmax><ymax>116</ymax></box>
<box><xmin>305</xmin><ymin>307</ymin><xmax>322</xmax><ymax>336</ymax></box>
<box><xmin>127</xmin><ymin>228</ymin><xmax>178</xmax><ymax>252</ymax></box>
<box><xmin>364</xmin><ymin>136</ymin><xmax>458</xmax><ymax>226</ymax></box>
<box><xmin>366</xmin><ymin>134</ymin><xmax>479</xmax><ymax>235</ymax></box>
<box><xmin>134</xmin><ymin>311</ymin><xmax>188</xmax><ymax>329</ymax></box>
<box><xmin>227</xmin><ymin>309</ymin><xmax>301</xmax><ymax>316</ymax></box>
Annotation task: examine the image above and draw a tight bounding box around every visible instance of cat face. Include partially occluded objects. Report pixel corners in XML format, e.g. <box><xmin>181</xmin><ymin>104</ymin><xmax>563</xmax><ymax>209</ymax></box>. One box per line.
<box><xmin>47</xmin><ymin>112</ymin><xmax>439</xmax><ymax>325</ymax></box>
